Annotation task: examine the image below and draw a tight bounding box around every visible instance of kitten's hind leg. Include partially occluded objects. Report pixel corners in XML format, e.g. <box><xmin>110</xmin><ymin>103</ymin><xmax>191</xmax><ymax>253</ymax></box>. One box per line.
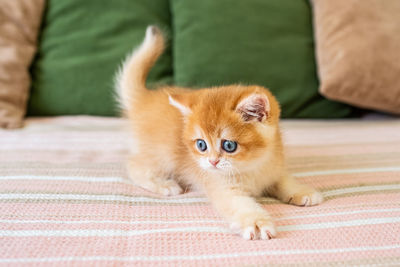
<box><xmin>126</xmin><ymin>155</ymin><xmax>183</xmax><ymax>196</ymax></box>
<box><xmin>267</xmin><ymin>175</ymin><xmax>323</xmax><ymax>206</ymax></box>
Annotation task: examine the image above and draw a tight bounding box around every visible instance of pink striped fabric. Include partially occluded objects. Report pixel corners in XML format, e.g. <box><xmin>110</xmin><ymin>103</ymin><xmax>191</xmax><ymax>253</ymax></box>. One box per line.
<box><xmin>0</xmin><ymin>116</ymin><xmax>400</xmax><ymax>266</ymax></box>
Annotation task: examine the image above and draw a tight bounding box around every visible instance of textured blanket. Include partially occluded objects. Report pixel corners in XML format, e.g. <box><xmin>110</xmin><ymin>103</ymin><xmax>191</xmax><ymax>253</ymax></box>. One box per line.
<box><xmin>0</xmin><ymin>117</ymin><xmax>399</xmax><ymax>266</ymax></box>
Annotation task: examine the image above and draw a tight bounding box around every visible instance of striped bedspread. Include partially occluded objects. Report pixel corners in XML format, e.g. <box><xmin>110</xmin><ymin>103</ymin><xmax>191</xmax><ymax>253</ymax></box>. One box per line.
<box><xmin>0</xmin><ymin>116</ymin><xmax>399</xmax><ymax>266</ymax></box>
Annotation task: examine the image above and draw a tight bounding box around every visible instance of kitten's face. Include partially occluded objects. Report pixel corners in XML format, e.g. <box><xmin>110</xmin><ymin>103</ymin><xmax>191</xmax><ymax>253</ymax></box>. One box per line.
<box><xmin>169</xmin><ymin>86</ymin><xmax>280</xmax><ymax>175</ymax></box>
<box><xmin>185</xmin><ymin>123</ymin><xmax>268</xmax><ymax>174</ymax></box>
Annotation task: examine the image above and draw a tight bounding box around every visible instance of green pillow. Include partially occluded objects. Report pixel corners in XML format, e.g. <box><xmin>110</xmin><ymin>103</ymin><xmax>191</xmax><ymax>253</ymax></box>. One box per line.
<box><xmin>29</xmin><ymin>0</ymin><xmax>172</xmax><ymax>116</ymax></box>
<box><xmin>171</xmin><ymin>0</ymin><xmax>354</xmax><ymax>118</ymax></box>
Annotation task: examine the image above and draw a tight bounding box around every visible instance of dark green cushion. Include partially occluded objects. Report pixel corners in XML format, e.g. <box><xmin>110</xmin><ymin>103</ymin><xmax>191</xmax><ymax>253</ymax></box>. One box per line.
<box><xmin>171</xmin><ymin>0</ymin><xmax>354</xmax><ymax>118</ymax></box>
<box><xmin>29</xmin><ymin>0</ymin><xmax>172</xmax><ymax>116</ymax></box>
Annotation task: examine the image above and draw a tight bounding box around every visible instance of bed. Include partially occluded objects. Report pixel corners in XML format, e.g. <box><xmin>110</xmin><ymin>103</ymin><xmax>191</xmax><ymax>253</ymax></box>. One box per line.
<box><xmin>1</xmin><ymin>116</ymin><xmax>399</xmax><ymax>265</ymax></box>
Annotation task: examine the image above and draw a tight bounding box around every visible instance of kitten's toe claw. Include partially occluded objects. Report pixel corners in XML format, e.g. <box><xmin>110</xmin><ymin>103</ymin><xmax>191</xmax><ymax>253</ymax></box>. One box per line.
<box><xmin>303</xmin><ymin>191</ymin><xmax>323</xmax><ymax>206</ymax></box>
<box><xmin>242</xmin><ymin>227</ymin><xmax>257</xmax><ymax>240</ymax></box>
<box><xmin>259</xmin><ymin>225</ymin><xmax>277</xmax><ymax>240</ymax></box>
<box><xmin>239</xmin><ymin>218</ymin><xmax>276</xmax><ymax>240</ymax></box>
<box><xmin>302</xmin><ymin>196</ymin><xmax>309</xmax><ymax>206</ymax></box>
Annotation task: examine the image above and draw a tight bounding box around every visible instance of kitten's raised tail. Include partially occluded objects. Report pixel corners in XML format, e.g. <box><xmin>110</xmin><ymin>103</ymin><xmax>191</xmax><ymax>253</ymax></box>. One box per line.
<box><xmin>115</xmin><ymin>26</ymin><xmax>165</xmax><ymax>112</ymax></box>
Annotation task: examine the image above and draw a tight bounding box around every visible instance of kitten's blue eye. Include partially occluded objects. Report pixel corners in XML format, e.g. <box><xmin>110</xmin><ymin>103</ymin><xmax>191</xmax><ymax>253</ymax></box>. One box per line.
<box><xmin>196</xmin><ymin>139</ymin><xmax>207</xmax><ymax>152</ymax></box>
<box><xmin>222</xmin><ymin>140</ymin><xmax>237</xmax><ymax>153</ymax></box>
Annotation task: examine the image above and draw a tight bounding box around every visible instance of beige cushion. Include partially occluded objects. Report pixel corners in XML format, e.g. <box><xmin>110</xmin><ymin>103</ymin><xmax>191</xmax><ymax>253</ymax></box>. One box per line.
<box><xmin>311</xmin><ymin>0</ymin><xmax>400</xmax><ymax>115</ymax></box>
<box><xmin>0</xmin><ymin>0</ymin><xmax>45</xmax><ymax>128</ymax></box>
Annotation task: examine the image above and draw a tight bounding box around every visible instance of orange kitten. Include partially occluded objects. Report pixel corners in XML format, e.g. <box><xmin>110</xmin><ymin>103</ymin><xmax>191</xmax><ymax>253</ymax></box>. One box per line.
<box><xmin>115</xmin><ymin>26</ymin><xmax>323</xmax><ymax>240</ymax></box>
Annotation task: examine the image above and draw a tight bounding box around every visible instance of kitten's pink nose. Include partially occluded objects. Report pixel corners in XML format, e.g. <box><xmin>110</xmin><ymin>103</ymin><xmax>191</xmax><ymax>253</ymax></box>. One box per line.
<box><xmin>209</xmin><ymin>159</ymin><xmax>220</xmax><ymax>167</ymax></box>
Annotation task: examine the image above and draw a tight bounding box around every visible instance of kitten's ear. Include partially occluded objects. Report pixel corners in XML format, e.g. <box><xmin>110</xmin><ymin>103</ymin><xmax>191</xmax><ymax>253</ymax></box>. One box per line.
<box><xmin>235</xmin><ymin>94</ymin><xmax>270</xmax><ymax>123</ymax></box>
<box><xmin>168</xmin><ymin>94</ymin><xmax>192</xmax><ymax>116</ymax></box>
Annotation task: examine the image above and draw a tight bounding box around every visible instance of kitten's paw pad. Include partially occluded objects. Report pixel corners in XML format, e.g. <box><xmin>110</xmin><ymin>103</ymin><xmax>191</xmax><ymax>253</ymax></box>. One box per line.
<box><xmin>240</xmin><ymin>219</ymin><xmax>277</xmax><ymax>240</ymax></box>
<box><xmin>288</xmin><ymin>190</ymin><xmax>323</xmax><ymax>207</ymax></box>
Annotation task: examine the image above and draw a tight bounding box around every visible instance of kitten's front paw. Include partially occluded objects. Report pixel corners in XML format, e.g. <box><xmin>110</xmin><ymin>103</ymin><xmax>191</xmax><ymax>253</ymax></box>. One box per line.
<box><xmin>159</xmin><ymin>179</ymin><xmax>183</xmax><ymax>196</ymax></box>
<box><xmin>145</xmin><ymin>179</ymin><xmax>183</xmax><ymax>196</ymax></box>
<box><xmin>287</xmin><ymin>190</ymin><xmax>323</xmax><ymax>207</ymax></box>
<box><xmin>231</xmin><ymin>216</ymin><xmax>277</xmax><ymax>240</ymax></box>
